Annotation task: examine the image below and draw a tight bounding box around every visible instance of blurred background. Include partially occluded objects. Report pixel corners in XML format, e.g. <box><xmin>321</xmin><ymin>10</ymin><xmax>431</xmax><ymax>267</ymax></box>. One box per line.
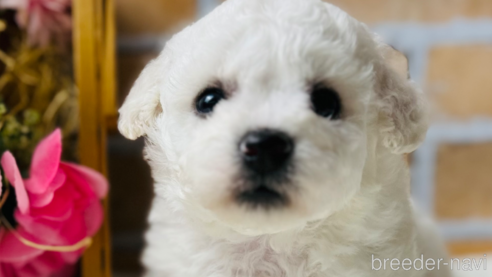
<box><xmin>108</xmin><ymin>0</ymin><xmax>492</xmax><ymax>276</ymax></box>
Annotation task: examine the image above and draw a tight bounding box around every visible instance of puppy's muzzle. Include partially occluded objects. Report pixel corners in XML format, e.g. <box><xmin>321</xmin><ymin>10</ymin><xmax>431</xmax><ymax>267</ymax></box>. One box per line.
<box><xmin>236</xmin><ymin>129</ymin><xmax>294</xmax><ymax>208</ymax></box>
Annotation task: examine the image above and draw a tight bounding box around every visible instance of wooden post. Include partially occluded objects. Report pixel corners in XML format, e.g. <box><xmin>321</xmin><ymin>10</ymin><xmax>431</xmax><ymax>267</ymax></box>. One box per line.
<box><xmin>73</xmin><ymin>0</ymin><xmax>116</xmax><ymax>275</ymax></box>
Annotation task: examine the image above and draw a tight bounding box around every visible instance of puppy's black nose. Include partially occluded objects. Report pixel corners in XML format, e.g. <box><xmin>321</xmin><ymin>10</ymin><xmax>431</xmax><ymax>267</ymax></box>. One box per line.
<box><xmin>239</xmin><ymin>129</ymin><xmax>294</xmax><ymax>175</ymax></box>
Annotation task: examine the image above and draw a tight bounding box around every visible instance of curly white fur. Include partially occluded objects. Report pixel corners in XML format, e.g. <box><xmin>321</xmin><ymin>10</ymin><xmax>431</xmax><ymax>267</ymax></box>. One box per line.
<box><xmin>118</xmin><ymin>0</ymin><xmax>449</xmax><ymax>276</ymax></box>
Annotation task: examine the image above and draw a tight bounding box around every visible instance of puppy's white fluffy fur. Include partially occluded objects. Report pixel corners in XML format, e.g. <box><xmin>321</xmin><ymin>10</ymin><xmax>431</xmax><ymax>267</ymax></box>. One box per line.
<box><xmin>118</xmin><ymin>0</ymin><xmax>450</xmax><ymax>276</ymax></box>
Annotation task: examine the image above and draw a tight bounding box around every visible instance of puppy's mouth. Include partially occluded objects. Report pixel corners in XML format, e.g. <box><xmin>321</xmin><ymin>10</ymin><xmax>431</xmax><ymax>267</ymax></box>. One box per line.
<box><xmin>235</xmin><ymin>183</ymin><xmax>288</xmax><ymax>209</ymax></box>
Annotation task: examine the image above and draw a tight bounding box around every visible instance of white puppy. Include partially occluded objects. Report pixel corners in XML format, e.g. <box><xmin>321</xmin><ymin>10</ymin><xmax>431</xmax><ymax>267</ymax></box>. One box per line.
<box><xmin>118</xmin><ymin>0</ymin><xmax>450</xmax><ymax>276</ymax></box>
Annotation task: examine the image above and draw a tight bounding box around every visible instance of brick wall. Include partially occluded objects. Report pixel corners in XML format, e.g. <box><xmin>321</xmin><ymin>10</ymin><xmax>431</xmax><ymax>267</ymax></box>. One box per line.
<box><xmin>329</xmin><ymin>0</ymin><xmax>492</xmax><ymax>23</ymax></box>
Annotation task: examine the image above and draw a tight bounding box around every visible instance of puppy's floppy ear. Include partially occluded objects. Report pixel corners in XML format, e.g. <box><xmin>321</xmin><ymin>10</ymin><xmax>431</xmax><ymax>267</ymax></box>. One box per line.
<box><xmin>375</xmin><ymin>44</ymin><xmax>428</xmax><ymax>154</ymax></box>
<box><xmin>118</xmin><ymin>58</ymin><xmax>163</xmax><ymax>140</ymax></box>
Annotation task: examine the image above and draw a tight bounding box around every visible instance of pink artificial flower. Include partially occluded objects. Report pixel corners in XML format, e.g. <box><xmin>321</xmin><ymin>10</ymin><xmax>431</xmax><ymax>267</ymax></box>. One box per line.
<box><xmin>0</xmin><ymin>129</ymin><xmax>108</xmax><ymax>277</ymax></box>
<box><xmin>0</xmin><ymin>0</ymin><xmax>72</xmax><ymax>47</ymax></box>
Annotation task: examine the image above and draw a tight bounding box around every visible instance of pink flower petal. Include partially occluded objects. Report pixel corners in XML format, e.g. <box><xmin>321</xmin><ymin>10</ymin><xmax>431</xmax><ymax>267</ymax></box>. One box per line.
<box><xmin>59</xmin><ymin>250</ymin><xmax>82</xmax><ymax>264</ymax></box>
<box><xmin>84</xmin><ymin>199</ymin><xmax>104</xmax><ymax>236</ymax></box>
<box><xmin>28</xmin><ymin>192</ymin><xmax>55</xmax><ymax>209</ymax></box>
<box><xmin>57</xmin><ymin>213</ymin><xmax>87</xmax><ymax>245</ymax></box>
<box><xmin>16</xmin><ymin>206</ymin><xmax>91</xmax><ymax>246</ymax></box>
<box><xmin>29</xmin><ymin>185</ymin><xmax>74</xmax><ymax>221</ymax></box>
<box><xmin>51</xmin><ymin>263</ymin><xmax>77</xmax><ymax>277</ymax></box>
<box><xmin>1</xmin><ymin>151</ymin><xmax>30</xmax><ymax>214</ymax></box>
<box><xmin>0</xmin><ymin>263</ymin><xmax>16</xmax><ymax>277</ymax></box>
<box><xmin>14</xmin><ymin>211</ymin><xmax>66</xmax><ymax>246</ymax></box>
<box><xmin>43</xmin><ymin>0</ymin><xmax>71</xmax><ymax>12</ymax></box>
<box><xmin>28</xmin><ymin>6</ymin><xmax>50</xmax><ymax>46</ymax></box>
<box><xmin>19</xmin><ymin>211</ymin><xmax>89</xmax><ymax>246</ymax></box>
<box><xmin>23</xmin><ymin>251</ymin><xmax>66</xmax><ymax>276</ymax></box>
<box><xmin>0</xmin><ymin>228</ymin><xmax>43</xmax><ymax>263</ymax></box>
<box><xmin>60</xmin><ymin>163</ymin><xmax>108</xmax><ymax>198</ymax></box>
<box><xmin>25</xmin><ymin>129</ymin><xmax>62</xmax><ymax>194</ymax></box>
<box><xmin>9</xmin><ymin>264</ymin><xmax>39</xmax><ymax>277</ymax></box>
<box><xmin>29</xmin><ymin>169</ymin><xmax>66</xmax><ymax>208</ymax></box>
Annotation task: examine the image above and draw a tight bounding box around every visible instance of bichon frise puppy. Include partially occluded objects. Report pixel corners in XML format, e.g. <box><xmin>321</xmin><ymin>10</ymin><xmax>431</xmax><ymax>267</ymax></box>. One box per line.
<box><xmin>118</xmin><ymin>0</ymin><xmax>450</xmax><ymax>276</ymax></box>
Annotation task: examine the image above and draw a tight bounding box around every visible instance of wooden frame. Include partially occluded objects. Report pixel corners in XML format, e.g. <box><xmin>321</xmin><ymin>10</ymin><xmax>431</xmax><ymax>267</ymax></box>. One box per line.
<box><xmin>73</xmin><ymin>0</ymin><xmax>116</xmax><ymax>276</ymax></box>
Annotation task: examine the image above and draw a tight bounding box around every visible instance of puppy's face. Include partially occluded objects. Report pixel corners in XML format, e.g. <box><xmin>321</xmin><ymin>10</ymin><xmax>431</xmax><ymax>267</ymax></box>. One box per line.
<box><xmin>119</xmin><ymin>0</ymin><xmax>427</xmax><ymax>235</ymax></box>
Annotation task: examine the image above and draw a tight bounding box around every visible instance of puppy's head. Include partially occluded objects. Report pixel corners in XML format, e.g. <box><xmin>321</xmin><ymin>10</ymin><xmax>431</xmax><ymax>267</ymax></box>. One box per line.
<box><xmin>119</xmin><ymin>0</ymin><xmax>427</xmax><ymax>235</ymax></box>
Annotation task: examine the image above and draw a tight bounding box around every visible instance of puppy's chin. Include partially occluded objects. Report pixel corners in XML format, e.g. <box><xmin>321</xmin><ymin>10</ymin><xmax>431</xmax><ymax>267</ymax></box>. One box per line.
<box><xmin>207</xmin><ymin>201</ymin><xmax>312</xmax><ymax>236</ymax></box>
<box><xmin>191</xmin><ymin>184</ymin><xmax>324</xmax><ymax>236</ymax></box>
<box><xmin>187</xmin><ymin>168</ymin><xmax>362</xmax><ymax>236</ymax></box>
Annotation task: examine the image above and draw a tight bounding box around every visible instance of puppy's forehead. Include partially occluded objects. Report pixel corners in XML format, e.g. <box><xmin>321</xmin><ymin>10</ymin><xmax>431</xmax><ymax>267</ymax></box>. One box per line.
<box><xmin>163</xmin><ymin>0</ymin><xmax>372</xmax><ymax>94</ymax></box>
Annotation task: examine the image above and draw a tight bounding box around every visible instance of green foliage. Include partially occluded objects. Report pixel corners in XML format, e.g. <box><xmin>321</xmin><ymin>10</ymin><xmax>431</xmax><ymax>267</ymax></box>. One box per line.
<box><xmin>0</xmin><ymin>103</ymin><xmax>43</xmax><ymax>175</ymax></box>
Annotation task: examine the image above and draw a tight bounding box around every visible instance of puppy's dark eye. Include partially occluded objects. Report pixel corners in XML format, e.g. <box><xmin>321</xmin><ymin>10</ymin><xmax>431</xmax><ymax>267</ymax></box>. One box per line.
<box><xmin>196</xmin><ymin>87</ymin><xmax>225</xmax><ymax>114</ymax></box>
<box><xmin>310</xmin><ymin>84</ymin><xmax>342</xmax><ymax>119</ymax></box>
